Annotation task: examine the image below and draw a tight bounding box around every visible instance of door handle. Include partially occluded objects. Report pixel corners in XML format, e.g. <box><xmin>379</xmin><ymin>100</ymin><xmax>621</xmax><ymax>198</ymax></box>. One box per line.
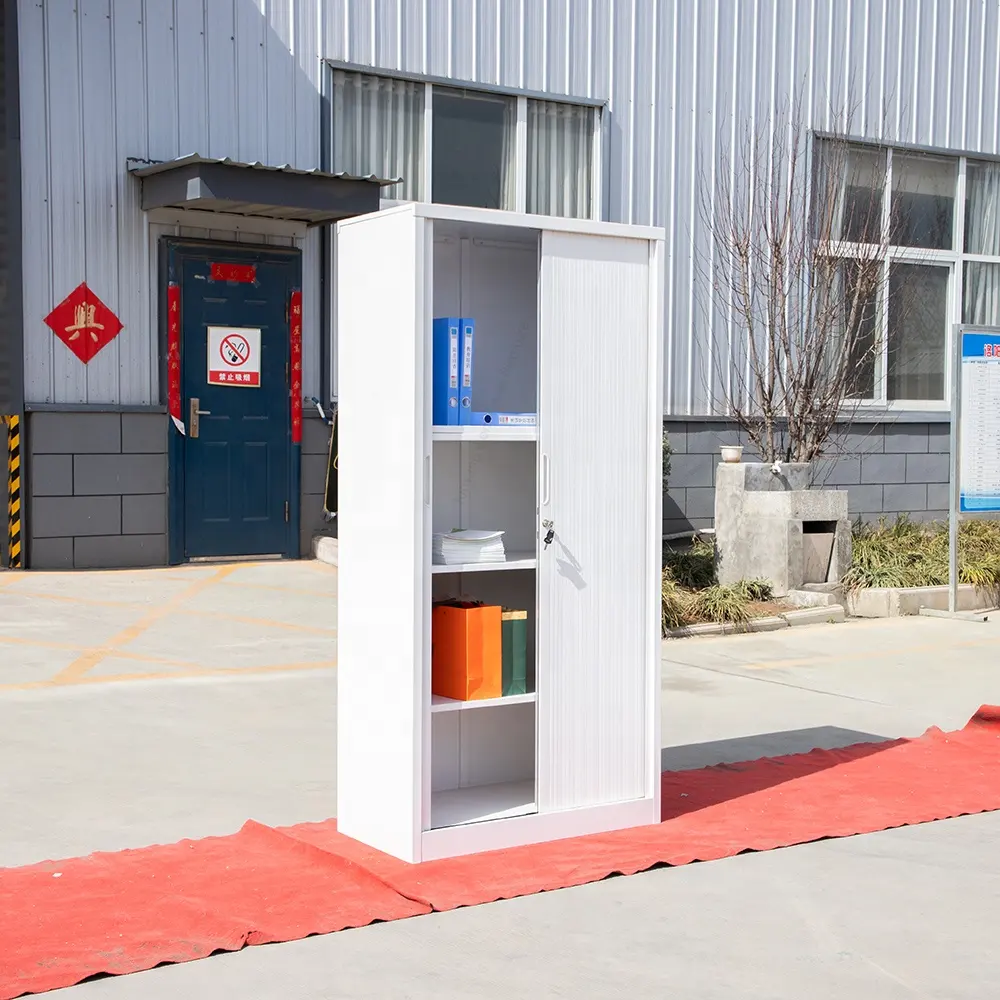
<box><xmin>189</xmin><ymin>397</ymin><xmax>211</xmax><ymax>438</ymax></box>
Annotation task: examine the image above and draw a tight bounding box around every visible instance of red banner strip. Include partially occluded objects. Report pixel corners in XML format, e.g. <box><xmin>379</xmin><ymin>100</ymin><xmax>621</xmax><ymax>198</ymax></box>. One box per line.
<box><xmin>290</xmin><ymin>290</ymin><xmax>303</xmax><ymax>444</ymax></box>
<box><xmin>210</xmin><ymin>263</ymin><xmax>256</xmax><ymax>284</ymax></box>
<box><xmin>167</xmin><ymin>283</ymin><xmax>183</xmax><ymax>435</ymax></box>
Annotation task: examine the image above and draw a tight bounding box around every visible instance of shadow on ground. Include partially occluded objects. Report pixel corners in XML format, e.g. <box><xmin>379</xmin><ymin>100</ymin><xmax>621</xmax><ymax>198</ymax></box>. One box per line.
<box><xmin>661</xmin><ymin>725</ymin><xmax>890</xmax><ymax>772</ymax></box>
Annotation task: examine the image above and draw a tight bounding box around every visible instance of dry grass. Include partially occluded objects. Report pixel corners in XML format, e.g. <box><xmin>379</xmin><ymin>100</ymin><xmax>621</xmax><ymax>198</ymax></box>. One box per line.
<box><xmin>842</xmin><ymin>515</ymin><xmax>1000</xmax><ymax>594</ymax></box>
<box><xmin>661</xmin><ymin>537</ymin><xmax>778</xmax><ymax>634</ymax></box>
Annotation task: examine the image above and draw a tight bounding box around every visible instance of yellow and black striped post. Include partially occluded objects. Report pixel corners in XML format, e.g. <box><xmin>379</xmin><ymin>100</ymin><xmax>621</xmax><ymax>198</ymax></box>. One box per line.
<box><xmin>4</xmin><ymin>415</ymin><xmax>21</xmax><ymax>569</ymax></box>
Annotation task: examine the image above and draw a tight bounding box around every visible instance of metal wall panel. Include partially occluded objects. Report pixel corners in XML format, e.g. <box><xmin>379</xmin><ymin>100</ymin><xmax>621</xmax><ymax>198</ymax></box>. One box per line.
<box><xmin>19</xmin><ymin>0</ymin><xmax>321</xmax><ymax>405</ymax></box>
<box><xmin>0</xmin><ymin>0</ymin><xmax>23</xmax><ymax>417</ymax></box>
<box><xmin>20</xmin><ymin>0</ymin><xmax>1000</xmax><ymax>412</ymax></box>
<box><xmin>319</xmin><ymin>0</ymin><xmax>1000</xmax><ymax>416</ymax></box>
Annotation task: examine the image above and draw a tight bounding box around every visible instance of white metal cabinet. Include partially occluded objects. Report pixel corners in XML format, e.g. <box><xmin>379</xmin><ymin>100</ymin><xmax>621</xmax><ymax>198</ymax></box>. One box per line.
<box><xmin>336</xmin><ymin>203</ymin><xmax>663</xmax><ymax>864</ymax></box>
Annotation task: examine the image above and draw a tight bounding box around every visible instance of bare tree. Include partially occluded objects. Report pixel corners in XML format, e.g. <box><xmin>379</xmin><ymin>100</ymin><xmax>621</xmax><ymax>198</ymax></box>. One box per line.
<box><xmin>703</xmin><ymin>96</ymin><xmax>895</xmax><ymax>464</ymax></box>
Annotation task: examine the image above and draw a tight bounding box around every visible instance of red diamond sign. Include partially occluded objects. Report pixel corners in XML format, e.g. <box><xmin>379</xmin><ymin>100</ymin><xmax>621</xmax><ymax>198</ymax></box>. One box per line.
<box><xmin>44</xmin><ymin>282</ymin><xmax>123</xmax><ymax>364</ymax></box>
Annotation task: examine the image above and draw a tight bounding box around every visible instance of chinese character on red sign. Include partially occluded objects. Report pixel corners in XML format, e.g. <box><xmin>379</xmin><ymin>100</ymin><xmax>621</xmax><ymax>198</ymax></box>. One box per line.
<box><xmin>210</xmin><ymin>262</ymin><xmax>257</xmax><ymax>284</ymax></box>
<box><xmin>987</xmin><ymin>344</ymin><xmax>995</xmax><ymax>358</ymax></box>
<box><xmin>44</xmin><ymin>283</ymin><xmax>124</xmax><ymax>364</ymax></box>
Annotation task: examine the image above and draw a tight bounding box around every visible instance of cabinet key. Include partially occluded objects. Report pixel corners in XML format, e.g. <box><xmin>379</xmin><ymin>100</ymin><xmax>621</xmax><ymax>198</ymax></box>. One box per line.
<box><xmin>542</xmin><ymin>520</ymin><xmax>555</xmax><ymax>548</ymax></box>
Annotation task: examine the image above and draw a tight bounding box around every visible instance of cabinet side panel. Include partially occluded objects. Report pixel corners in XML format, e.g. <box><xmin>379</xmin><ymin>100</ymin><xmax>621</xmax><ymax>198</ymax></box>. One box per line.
<box><xmin>646</xmin><ymin>241</ymin><xmax>665</xmax><ymax>807</ymax></box>
<box><xmin>336</xmin><ymin>211</ymin><xmax>424</xmax><ymax>862</ymax></box>
<box><xmin>537</xmin><ymin>232</ymin><xmax>652</xmax><ymax>813</ymax></box>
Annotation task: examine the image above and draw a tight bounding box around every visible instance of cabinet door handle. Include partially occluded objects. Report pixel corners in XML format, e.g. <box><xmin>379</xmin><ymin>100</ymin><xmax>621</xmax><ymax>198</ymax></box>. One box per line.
<box><xmin>424</xmin><ymin>454</ymin><xmax>431</xmax><ymax>506</ymax></box>
<box><xmin>540</xmin><ymin>453</ymin><xmax>550</xmax><ymax>506</ymax></box>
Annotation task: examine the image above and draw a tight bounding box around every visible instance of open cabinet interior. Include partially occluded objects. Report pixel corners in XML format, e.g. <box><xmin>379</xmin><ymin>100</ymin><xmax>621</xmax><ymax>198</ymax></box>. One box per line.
<box><xmin>432</xmin><ymin>440</ymin><xmax>537</xmax><ymax>557</ymax></box>
<box><xmin>430</xmin><ymin>568</ymin><xmax>537</xmax><ymax>829</ymax></box>
<box><xmin>430</xmin><ymin>701</ymin><xmax>535</xmax><ymax>827</ymax></box>
<box><xmin>432</xmin><ymin>223</ymin><xmax>539</xmax><ymax>418</ymax></box>
<box><xmin>428</xmin><ymin>217</ymin><xmax>541</xmax><ymax>831</ymax></box>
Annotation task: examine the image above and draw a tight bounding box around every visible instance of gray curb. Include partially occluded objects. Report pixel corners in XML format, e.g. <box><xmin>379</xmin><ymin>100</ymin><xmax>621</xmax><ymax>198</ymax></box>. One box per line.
<box><xmin>312</xmin><ymin>535</ymin><xmax>339</xmax><ymax>567</ymax></box>
<box><xmin>664</xmin><ymin>605</ymin><xmax>845</xmax><ymax>639</ymax></box>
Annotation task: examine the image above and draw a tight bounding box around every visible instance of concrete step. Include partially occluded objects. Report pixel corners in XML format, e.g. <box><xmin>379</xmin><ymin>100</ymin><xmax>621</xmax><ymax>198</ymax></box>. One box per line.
<box><xmin>785</xmin><ymin>587</ymin><xmax>844</xmax><ymax>608</ymax></box>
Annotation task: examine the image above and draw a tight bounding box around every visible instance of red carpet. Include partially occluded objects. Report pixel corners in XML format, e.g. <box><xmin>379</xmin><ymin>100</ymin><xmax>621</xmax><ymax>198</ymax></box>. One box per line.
<box><xmin>3</xmin><ymin>706</ymin><xmax>999</xmax><ymax>998</ymax></box>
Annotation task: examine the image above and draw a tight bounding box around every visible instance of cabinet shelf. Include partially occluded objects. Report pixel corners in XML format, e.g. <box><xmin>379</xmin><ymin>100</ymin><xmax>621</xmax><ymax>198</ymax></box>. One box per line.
<box><xmin>433</xmin><ymin>425</ymin><xmax>537</xmax><ymax>442</ymax></box>
<box><xmin>431</xmin><ymin>779</ymin><xmax>537</xmax><ymax>828</ymax></box>
<box><xmin>431</xmin><ymin>691</ymin><xmax>536</xmax><ymax>712</ymax></box>
<box><xmin>431</xmin><ymin>552</ymin><xmax>536</xmax><ymax>574</ymax></box>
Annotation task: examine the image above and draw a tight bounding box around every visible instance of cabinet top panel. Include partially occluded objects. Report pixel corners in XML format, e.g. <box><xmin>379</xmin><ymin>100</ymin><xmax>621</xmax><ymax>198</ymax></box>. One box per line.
<box><xmin>337</xmin><ymin>202</ymin><xmax>665</xmax><ymax>244</ymax></box>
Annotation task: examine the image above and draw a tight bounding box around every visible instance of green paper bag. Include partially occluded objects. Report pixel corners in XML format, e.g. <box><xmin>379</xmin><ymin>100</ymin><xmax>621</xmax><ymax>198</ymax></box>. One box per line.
<box><xmin>501</xmin><ymin>609</ymin><xmax>527</xmax><ymax>696</ymax></box>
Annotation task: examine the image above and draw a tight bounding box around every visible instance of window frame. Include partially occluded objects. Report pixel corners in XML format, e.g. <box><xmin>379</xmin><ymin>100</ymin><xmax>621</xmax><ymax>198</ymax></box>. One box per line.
<box><xmin>815</xmin><ymin>139</ymin><xmax>986</xmax><ymax>412</ymax></box>
<box><xmin>325</xmin><ymin>61</ymin><xmax>606</xmax><ymax>222</ymax></box>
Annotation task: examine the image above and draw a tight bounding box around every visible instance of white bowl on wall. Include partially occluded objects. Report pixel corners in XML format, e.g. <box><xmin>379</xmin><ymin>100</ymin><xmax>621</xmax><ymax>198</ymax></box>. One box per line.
<box><xmin>720</xmin><ymin>445</ymin><xmax>744</xmax><ymax>463</ymax></box>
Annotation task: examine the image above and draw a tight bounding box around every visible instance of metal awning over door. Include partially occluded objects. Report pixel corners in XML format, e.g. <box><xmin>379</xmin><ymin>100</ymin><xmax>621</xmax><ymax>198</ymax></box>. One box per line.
<box><xmin>127</xmin><ymin>154</ymin><xmax>400</xmax><ymax>224</ymax></box>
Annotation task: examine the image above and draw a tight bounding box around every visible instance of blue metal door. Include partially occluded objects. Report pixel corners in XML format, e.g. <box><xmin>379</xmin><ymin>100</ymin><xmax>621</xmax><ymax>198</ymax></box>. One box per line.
<box><xmin>169</xmin><ymin>243</ymin><xmax>300</xmax><ymax>560</ymax></box>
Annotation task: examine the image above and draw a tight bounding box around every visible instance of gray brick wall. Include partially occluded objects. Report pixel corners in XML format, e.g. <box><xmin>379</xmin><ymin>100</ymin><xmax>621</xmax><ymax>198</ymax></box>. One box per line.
<box><xmin>663</xmin><ymin>419</ymin><xmax>954</xmax><ymax>534</ymax></box>
<box><xmin>27</xmin><ymin>409</ymin><xmax>331</xmax><ymax>567</ymax></box>
<box><xmin>27</xmin><ymin>411</ymin><xmax>168</xmax><ymax>569</ymax></box>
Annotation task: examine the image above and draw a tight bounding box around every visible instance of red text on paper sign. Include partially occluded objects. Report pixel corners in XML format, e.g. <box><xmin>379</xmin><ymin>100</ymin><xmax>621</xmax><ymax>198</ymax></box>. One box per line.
<box><xmin>44</xmin><ymin>282</ymin><xmax>123</xmax><ymax>364</ymax></box>
<box><xmin>167</xmin><ymin>284</ymin><xmax>182</xmax><ymax>427</ymax></box>
<box><xmin>290</xmin><ymin>291</ymin><xmax>303</xmax><ymax>444</ymax></box>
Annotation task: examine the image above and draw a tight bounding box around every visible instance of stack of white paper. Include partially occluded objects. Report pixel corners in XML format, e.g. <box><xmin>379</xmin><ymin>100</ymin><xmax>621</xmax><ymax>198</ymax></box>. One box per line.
<box><xmin>432</xmin><ymin>529</ymin><xmax>506</xmax><ymax>565</ymax></box>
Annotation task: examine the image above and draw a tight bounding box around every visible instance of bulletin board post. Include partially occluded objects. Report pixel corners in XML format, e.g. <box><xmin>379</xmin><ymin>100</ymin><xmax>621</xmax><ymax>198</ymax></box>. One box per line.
<box><xmin>939</xmin><ymin>324</ymin><xmax>1000</xmax><ymax>620</ymax></box>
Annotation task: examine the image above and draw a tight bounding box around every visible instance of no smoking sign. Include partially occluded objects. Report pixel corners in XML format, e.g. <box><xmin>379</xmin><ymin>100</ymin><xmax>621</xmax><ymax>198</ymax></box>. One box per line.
<box><xmin>207</xmin><ymin>326</ymin><xmax>261</xmax><ymax>387</ymax></box>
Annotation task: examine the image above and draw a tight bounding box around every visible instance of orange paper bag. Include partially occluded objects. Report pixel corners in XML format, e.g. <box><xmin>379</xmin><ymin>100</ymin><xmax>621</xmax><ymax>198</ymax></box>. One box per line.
<box><xmin>432</xmin><ymin>602</ymin><xmax>502</xmax><ymax>701</ymax></box>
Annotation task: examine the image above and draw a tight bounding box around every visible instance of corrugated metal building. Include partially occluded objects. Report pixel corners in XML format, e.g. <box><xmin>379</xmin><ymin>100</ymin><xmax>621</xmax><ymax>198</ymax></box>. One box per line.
<box><xmin>8</xmin><ymin>0</ymin><xmax>1000</xmax><ymax>568</ymax></box>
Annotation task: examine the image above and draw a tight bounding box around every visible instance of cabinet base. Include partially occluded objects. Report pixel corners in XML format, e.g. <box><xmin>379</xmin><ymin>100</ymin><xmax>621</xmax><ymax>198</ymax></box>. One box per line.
<box><xmin>419</xmin><ymin>794</ymin><xmax>659</xmax><ymax>862</ymax></box>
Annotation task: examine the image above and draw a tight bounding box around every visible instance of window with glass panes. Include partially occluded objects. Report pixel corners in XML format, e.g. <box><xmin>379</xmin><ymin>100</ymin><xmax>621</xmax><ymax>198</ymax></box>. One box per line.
<box><xmin>816</xmin><ymin>138</ymin><xmax>1000</xmax><ymax>406</ymax></box>
<box><xmin>329</xmin><ymin>67</ymin><xmax>601</xmax><ymax>220</ymax></box>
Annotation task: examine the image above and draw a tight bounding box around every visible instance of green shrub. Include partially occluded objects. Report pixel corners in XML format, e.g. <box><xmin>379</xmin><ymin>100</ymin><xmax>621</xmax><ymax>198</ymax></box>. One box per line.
<box><xmin>737</xmin><ymin>578</ymin><xmax>774</xmax><ymax>602</ymax></box>
<box><xmin>663</xmin><ymin>534</ymin><xmax>715</xmax><ymax>589</ymax></box>
<box><xmin>842</xmin><ymin>516</ymin><xmax>1000</xmax><ymax>593</ymax></box>
<box><xmin>686</xmin><ymin>584</ymin><xmax>754</xmax><ymax>626</ymax></box>
<box><xmin>660</xmin><ymin>569</ymin><xmax>691</xmax><ymax>633</ymax></box>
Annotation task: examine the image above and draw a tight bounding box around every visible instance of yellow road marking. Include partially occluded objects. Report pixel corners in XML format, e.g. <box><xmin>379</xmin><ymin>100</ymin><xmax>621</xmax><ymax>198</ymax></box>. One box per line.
<box><xmin>20</xmin><ymin>564</ymin><xmax>209</xmax><ymax>580</ymax></box>
<box><xmin>1</xmin><ymin>590</ymin><xmax>159</xmax><ymax>608</ymax></box>
<box><xmin>178</xmin><ymin>608</ymin><xmax>338</xmax><ymax>635</ymax></box>
<box><xmin>0</xmin><ymin>633</ymin><xmax>215</xmax><ymax>670</ymax></box>
<box><xmin>0</xmin><ymin>658</ymin><xmax>336</xmax><ymax>692</ymax></box>
<box><xmin>305</xmin><ymin>560</ymin><xmax>337</xmax><ymax>573</ymax></box>
<box><xmin>0</xmin><ymin>589</ymin><xmax>337</xmax><ymax>635</ymax></box>
<box><xmin>0</xmin><ymin>631</ymin><xmax>335</xmax><ymax>677</ymax></box>
<box><xmin>220</xmin><ymin>579</ymin><xmax>338</xmax><ymax>597</ymax></box>
<box><xmin>0</xmin><ymin>634</ymin><xmax>91</xmax><ymax>652</ymax></box>
<box><xmin>51</xmin><ymin>564</ymin><xmax>239</xmax><ymax>684</ymax></box>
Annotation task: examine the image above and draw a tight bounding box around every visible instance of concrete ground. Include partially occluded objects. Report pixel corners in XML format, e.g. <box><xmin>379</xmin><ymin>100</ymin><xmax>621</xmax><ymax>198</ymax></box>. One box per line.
<box><xmin>1</xmin><ymin>563</ymin><xmax>999</xmax><ymax>998</ymax></box>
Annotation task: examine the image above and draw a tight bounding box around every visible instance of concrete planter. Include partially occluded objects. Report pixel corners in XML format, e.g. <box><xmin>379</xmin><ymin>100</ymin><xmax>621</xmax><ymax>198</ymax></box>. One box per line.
<box><xmin>846</xmin><ymin>584</ymin><xmax>997</xmax><ymax>618</ymax></box>
<box><xmin>714</xmin><ymin>462</ymin><xmax>851</xmax><ymax>597</ymax></box>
